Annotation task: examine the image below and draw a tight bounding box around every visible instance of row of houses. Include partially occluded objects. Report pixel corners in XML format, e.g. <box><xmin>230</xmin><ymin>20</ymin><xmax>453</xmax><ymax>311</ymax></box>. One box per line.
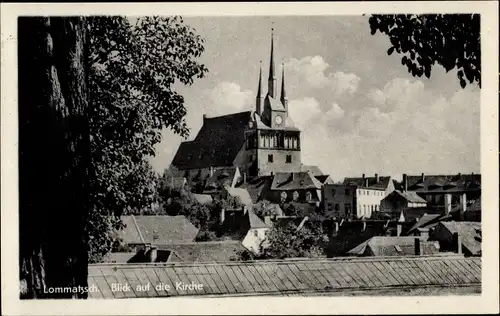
<box><xmin>323</xmin><ymin>172</ymin><xmax>481</xmax><ymax>222</ymax></box>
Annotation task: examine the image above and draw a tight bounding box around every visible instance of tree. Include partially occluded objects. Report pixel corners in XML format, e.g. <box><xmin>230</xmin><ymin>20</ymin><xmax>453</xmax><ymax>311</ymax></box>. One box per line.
<box><xmin>19</xmin><ymin>17</ymin><xmax>91</xmax><ymax>298</ymax></box>
<box><xmin>260</xmin><ymin>220</ymin><xmax>327</xmax><ymax>259</ymax></box>
<box><xmin>368</xmin><ymin>14</ymin><xmax>480</xmax><ymax>88</ymax></box>
<box><xmin>85</xmin><ymin>16</ymin><xmax>208</xmax><ymax>263</ymax></box>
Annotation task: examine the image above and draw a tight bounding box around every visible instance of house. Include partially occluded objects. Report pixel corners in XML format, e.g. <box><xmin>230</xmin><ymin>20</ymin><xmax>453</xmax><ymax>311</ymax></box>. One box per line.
<box><xmin>343</xmin><ymin>173</ymin><xmax>396</xmax><ymax>196</ymax></box>
<box><xmin>170</xmin><ymin>30</ymin><xmax>305</xmax><ymax>179</ymax></box>
<box><xmin>323</xmin><ymin>183</ymin><xmax>385</xmax><ymax>219</ymax></box>
<box><xmin>262</xmin><ymin>171</ymin><xmax>323</xmax><ymax>204</ymax></box>
<box><xmin>102</xmin><ymin>241</ymin><xmax>250</xmax><ymax>264</ymax></box>
<box><xmin>89</xmin><ymin>256</ymin><xmax>481</xmax><ymax>297</ymax></box>
<box><xmin>431</xmin><ymin>221</ymin><xmax>482</xmax><ymax>256</ymax></box>
<box><xmin>235</xmin><ymin>175</ymin><xmax>273</xmax><ymax>204</ymax></box>
<box><xmin>215</xmin><ymin>208</ymin><xmax>271</xmax><ymax>256</ymax></box>
<box><xmin>117</xmin><ymin>215</ymin><xmax>199</xmax><ymax>247</ymax></box>
<box><xmin>400</xmin><ymin>173</ymin><xmax>481</xmax><ymax>211</ymax></box>
<box><xmin>380</xmin><ymin>190</ymin><xmax>428</xmax><ymax>217</ymax></box>
<box><xmin>347</xmin><ymin>236</ymin><xmax>440</xmax><ymax>257</ymax></box>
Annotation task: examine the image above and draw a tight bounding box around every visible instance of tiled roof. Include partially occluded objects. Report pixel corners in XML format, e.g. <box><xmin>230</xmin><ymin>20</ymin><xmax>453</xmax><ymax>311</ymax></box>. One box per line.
<box><xmin>347</xmin><ymin>236</ymin><xmax>440</xmax><ymax>256</ymax></box>
<box><xmin>158</xmin><ymin>241</ymin><xmax>247</xmax><ymax>263</ymax></box>
<box><xmin>271</xmin><ymin>172</ymin><xmax>322</xmax><ymax>190</ymax></box>
<box><xmin>236</xmin><ymin>176</ymin><xmax>272</xmax><ymax>204</ymax></box>
<box><xmin>405</xmin><ymin>174</ymin><xmax>481</xmax><ymax>193</ymax></box>
<box><xmin>394</xmin><ymin>190</ymin><xmax>427</xmax><ymax>203</ymax></box>
<box><xmin>88</xmin><ymin>256</ymin><xmax>481</xmax><ymax>298</ymax></box>
<box><xmin>225</xmin><ymin>187</ymin><xmax>253</xmax><ymax>206</ymax></box>
<box><xmin>300</xmin><ymin>165</ymin><xmax>324</xmax><ymax>176</ymax></box>
<box><xmin>119</xmin><ymin>216</ymin><xmax>199</xmax><ymax>245</ymax></box>
<box><xmin>439</xmin><ymin>221</ymin><xmax>482</xmax><ymax>256</ymax></box>
<box><xmin>400</xmin><ymin>207</ymin><xmax>442</xmax><ymax>223</ymax></box>
<box><xmin>171</xmin><ymin>111</ymin><xmax>252</xmax><ymax>169</ymax></box>
<box><xmin>315</xmin><ymin>175</ymin><xmax>333</xmax><ymax>184</ymax></box>
<box><xmin>343</xmin><ymin>176</ymin><xmax>392</xmax><ymax>189</ymax></box>
<box><xmin>192</xmin><ymin>194</ymin><xmax>213</xmax><ymax>205</ymax></box>
<box><xmin>407</xmin><ymin>214</ymin><xmax>443</xmax><ymax>234</ymax></box>
<box><xmin>102</xmin><ymin>252</ymin><xmax>137</xmax><ymax>264</ymax></box>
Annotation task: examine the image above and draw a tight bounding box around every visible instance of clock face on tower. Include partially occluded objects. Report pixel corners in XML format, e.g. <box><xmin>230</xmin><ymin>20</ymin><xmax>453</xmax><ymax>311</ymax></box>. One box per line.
<box><xmin>275</xmin><ymin>115</ymin><xmax>283</xmax><ymax>126</ymax></box>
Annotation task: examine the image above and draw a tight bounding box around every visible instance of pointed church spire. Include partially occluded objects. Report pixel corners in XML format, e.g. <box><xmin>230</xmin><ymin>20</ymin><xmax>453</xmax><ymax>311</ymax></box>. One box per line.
<box><xmin>268</xmin><ymin>28</ymin><xmax>277</xmax><ymax>98</ymax></box>
<box><xmin>269</xmin><ymin>28</ymin><xmax>275</xmax><ymax>81</ymax></box>
<box><xmin>256</xmin><ymin>61</ymin><xmax>264</xmax><ymax>114</ymax></box>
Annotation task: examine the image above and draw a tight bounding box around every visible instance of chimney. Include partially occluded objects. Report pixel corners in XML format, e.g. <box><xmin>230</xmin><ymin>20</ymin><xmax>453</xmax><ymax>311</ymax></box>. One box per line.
<box><xmin>444</xmin><ymin>194</ymin><xmax>452</xmax><ymax>215</ymax></box>
<box><xmin>365</xmin><ymin>178</ymin><xmax>369</xmax><ymax>188</ymax></box>
<box><xmin>459</xmin><ymin>193</ymin><xmax>467</xmax><ymax>220</ymax></box>
<box><xmin>220</xmin><ymin>208</ymin><xmax>225</xmax><ymax>225</ymax></box>
<box><xmin>291</xmin><ymin>172</ymin><xmax>295</xmax><ymax>181</ymax></box>
<box><xmin>421</xmin><ymin>173</ymin><xmax>425</xmax><ymax>182</ymax></box>
<box><xmin>334</xmin><ymin>221</ymin><xmax>339</xmax><ymax>234</ymax></box>
<box><xmin>375</xmin><ymin>173</ymin><xmax>379</xmax><ymax>183</ymax></box>
<box><xmin>414</xmin><ymin>238</ymin><xmax>421</xmax><ymax>256</ymax></box>
<box><xmin>402</xmin><ymin>174</ymin><xmax>408</xmax><ymax>192</ymax></box>
<box><xmin>203</xmin><ymin>114</ymin><xmax>207</xmax><ymax>122</ymax></box>
<box><xmin>243</xmin><ymin>172</ymin><xmax>247</xmax><ymax>183</ymax></box>
<box><xmin>209</xmin><ymin>166</ymin><xmax>214</xmax><ymax>177</ymax></box>
<box><xmin>361</xmin><ymin>221</ymin><xmax>367</xmax><ymax>232</ymax></box>
<box><xmin>454</xmin><ymin>232</ymin><xmax>462</xmax><ymax>254</ymax></box>
<box><xmin>148</xmin><ymin>246</ymin><xmax>158</xmax><ymax>263</ymax></box>
<box><xmin>396</xmin><ymin>223</ymin><xmax>402</xmax><ymax>236</ymax></box>
<box><xmin>418</xmin><ymin>228</ymin><xmax>429</xmax><ymax>238</ymax></box>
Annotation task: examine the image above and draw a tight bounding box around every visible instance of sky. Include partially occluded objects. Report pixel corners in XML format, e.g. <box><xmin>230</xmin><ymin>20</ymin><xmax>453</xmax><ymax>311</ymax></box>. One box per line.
<box><xmin>147</xmin><ymin>16</ymin><xmax>480</xmax><ymax>182</ymax></box>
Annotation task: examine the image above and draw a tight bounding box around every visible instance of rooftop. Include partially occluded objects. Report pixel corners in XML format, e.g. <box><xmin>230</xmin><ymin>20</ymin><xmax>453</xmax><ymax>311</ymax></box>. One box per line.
<box><xmin>118</xmin><ymin>215</ymin><xmax>199</xmax><ymax>245</ymax></box>
<box><xmin>271</xmin><ymin>171</ymin><xmax>322</xmax><ymax>191</ymax></box>
<box><xmin>88</xmin><ymin>256</ymin><xmax>481</xmax><ymax>298</ymax></box>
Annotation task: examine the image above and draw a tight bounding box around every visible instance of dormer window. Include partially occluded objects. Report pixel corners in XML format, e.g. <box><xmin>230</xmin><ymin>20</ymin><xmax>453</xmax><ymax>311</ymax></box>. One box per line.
<box><xmin>268</xmin><ymin>154</ymin><xmax>273</xmax><ymax>163</ymax></box>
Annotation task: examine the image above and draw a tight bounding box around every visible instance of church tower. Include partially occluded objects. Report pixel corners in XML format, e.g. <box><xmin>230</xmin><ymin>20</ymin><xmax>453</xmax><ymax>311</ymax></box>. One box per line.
<box><xmin>246</xmin><ymin>29</ymin><xmax>302</xmax><ymax>176</ymax></box>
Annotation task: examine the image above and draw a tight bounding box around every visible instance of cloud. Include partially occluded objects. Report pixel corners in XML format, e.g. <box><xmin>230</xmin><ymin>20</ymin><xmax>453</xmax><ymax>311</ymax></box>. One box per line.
<box><xmin>284</xmin><ymin>56</ymin><xmax>361</xmax><ymax>98</ymax></box>
<box><xmin>205</xmin><ymin>82</ymin><xmax>253</xmax><ymax>115</ymax></box>
<box><xmin>298</xmin><ymin>78</ymin><xmax>480</xmax><ymax>180</ymax></box>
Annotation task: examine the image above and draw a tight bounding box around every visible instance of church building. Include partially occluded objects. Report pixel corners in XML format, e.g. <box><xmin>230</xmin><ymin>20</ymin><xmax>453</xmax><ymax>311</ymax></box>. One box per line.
<box><xmin>170</xmin><ymin>30</ymin><xmax>305</xmax><ymax>181</ymax></box>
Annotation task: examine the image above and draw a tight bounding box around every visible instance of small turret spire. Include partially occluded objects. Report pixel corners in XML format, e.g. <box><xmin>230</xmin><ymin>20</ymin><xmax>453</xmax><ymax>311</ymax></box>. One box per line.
<box><xmin>281</xmin><ymin>63</ymin><xmax>287</xmax><ymax>101</ymax></box>
<box><xmin>280</xmin><ymin>63</ymin><xmax>288</xmax><ymax>112</ymax></box>
<box><xmin>256</xmin><ymin>61</ymin><xmax>264</xmax><ymax>114</ymax></box>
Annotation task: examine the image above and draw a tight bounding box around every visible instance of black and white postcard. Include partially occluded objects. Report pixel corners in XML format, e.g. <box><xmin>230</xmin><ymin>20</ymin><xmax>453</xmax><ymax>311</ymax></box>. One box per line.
<box><xmin>1</xmin><ymin>1</ymin><xmax>499</xmax><ymax>315</ymax></box>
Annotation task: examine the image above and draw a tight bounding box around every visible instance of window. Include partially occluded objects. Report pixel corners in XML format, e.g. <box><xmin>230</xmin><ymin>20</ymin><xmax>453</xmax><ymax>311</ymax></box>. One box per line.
<box><xmin>254</xmin><ymin>230</ymin><xmax>259</xmax><ymax>237</ymax></box>
<box><xmin>345</xmin><ymin>203</ymin><xmax>351</xmax><ymax>216</ymax></box>
<box><xmin>248</xmin><ymin>154</ymin><xmax>253</xmax><ymax>162</ymax></box>
<box><xmin>306</xmin><ymin>192</ymin><xmax>312</xmax><ymax>201</ymax></box>
<box><xmin>331</xmin><ymin>189</ymin><xmax>336</xmax><ymax>196</ymax></box>
<box><xmin>345</xmin><ymin>189</ymin><xmax>350</xmax><ymax>196</ymax></box>
<box><xmin>328</xmin><ymin>203</ymin><xmax>333</xmax><ymax>209</ymax></box>
<box><xmin>273</xmin><ymin>134</ymin><xmax>277</xmax><ymax>147</ymax></box>
<box><xmin>268</xmin><ymin>154</ymin><xmax>273</xmax><ymax>163</ymax></box>
<box><xmin>293</xmin><ymin>191</ymin><xmax>299</xmax><ymax>201</ymax></box>
<box><xmin>334</xmin><ymin>204</ymin><xmax>340</xmax><ymax>211</ymax></box>
<box><xmin>286</xmin><ymin>155</ymin><xmax>292</xmax><ymax>163</ymax></box>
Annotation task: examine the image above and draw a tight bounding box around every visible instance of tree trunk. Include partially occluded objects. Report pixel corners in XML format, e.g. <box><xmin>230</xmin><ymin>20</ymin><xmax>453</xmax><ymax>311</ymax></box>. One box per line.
<box><xmin>19</xmin><ymin>17</ymin><xmax>91</xmax><ymax>299</ymax></box>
